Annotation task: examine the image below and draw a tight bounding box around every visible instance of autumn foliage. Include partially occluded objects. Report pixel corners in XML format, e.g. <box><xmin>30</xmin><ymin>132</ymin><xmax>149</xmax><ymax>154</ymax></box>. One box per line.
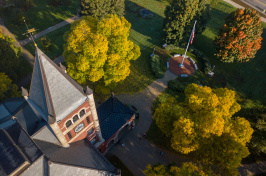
<box><xmin>214</xmin><ymin>8</ymin><xmax>263</xmax><ymax>62</ymax></box>
<box><xmin>144</xmin><ymin>162</ymin><xmax>210</xmax><ymax>176</ymax></box>
<box><xmin>154</xmin><ymin>84</ymin><xmax>253</xmax><ymax>175</ymax></box>
<box><xmin>63</xmin><ymin>15</ymin><xmax>140</xmax><ymax>85</ymax></box>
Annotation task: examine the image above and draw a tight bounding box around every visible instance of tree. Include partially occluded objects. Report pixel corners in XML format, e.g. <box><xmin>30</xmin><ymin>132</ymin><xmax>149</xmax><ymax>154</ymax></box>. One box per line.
<box><xmin>144</xmin><ymin>162</ymin><xmax>210</xmax><ymax>176</ymax></box>
<box><xmin>164</xmin><ymin>0</ymin><xmax>210</xmax><ymax>45</ymax></box>
<box><xmin>64</xmin><ymin>15</ymin><xmax>140</xmax><ymax>85</ymax></box>
<box><xmin>196</xmin><ymin>134</ymin><xmax>249</xmax><ymax>176</ymax></box>
<box><xmin>214</xmin><ymin>8</ymin><xmax>263</xmax><ymax>63</ymax></box>
<box><xmin>0</xmin><ymin>73</ymin><xmax>20</xmax><ymax>101</ymax></box>
<box><xmin>0</xmin><ymin>30</ymin><xmax>22</xmax><ymax>82</ymax></box>
<box><xmin>153</xmin><ymin>84</ymin><xmax>253</xmax><ymax>175</ymax></box>
<box><xmin>153</xmin><ymin>98</ymin><xmax>185</xmax><ymax>136</ymax></box>
<box><xmin>80</xmin><ymin>0</ymin><xmax>125</xmax><ymax>19</ymax></box>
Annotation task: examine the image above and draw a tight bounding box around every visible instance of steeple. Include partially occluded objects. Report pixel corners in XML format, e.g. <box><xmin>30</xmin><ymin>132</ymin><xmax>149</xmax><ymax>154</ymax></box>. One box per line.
<box><xmin>28</xmin><ymin>47</ymin><xmax>87</xmax><ymax>122</ymax></box>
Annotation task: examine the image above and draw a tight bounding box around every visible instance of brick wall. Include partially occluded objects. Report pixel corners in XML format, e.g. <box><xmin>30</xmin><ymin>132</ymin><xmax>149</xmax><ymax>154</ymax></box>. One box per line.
<box><xmin>58</xmin><ymin>100</ymin><xmax>95</xmax><ymax>143</ymax></box>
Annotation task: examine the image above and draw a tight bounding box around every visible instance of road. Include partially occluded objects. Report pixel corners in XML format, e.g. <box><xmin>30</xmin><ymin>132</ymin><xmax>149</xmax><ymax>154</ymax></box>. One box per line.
<box><xmin>240</xmin><ymin>0</ymin><xmax>266</xmax><ymax>13</ymax></box>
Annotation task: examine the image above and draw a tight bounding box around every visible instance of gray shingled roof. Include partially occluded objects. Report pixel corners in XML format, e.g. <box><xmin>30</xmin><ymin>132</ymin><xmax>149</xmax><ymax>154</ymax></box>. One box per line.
<box><xmin>34</xmin><ymin>139</ymin><xmax>117</xmax><ymax>173</ymax></box>
<box><xmin>29</xmin><ymin>47</ymin><xmax>88</xmax><ymax>122</ymax></box>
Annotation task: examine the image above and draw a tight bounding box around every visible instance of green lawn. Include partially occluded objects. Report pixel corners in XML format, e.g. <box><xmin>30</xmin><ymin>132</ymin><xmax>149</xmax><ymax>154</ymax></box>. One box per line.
<box><xmin>107</xmin><ymin>155</ymin><xmax>134</xmax><ymax>176</ymax></box>
<box><xmin>106</xmin><ymin>0</ymin><xmax>170</xmax><ymax>95</ymax></box>
<box><xmin>147</xmin><ymin>0</ymin><xmax>266</xmax><ymax>163</ymax></box>
<box><xmin>193</xmin><ymin>1</ymin><xmax>266</xmax><ymax>104</ymax></box>
<box><xmin>1</xmin><ymin>0</ymin><xmax>78</xmax><ymax>40</ymax></box>
<box><xmin>24</xmin><ymin>24</ymin><xmax>71</xmax><ymax>59</ymax></box>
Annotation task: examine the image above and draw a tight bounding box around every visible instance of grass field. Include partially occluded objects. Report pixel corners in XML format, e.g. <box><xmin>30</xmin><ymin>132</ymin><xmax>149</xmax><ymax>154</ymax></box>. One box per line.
<box><xmin>1</xmin><ymin>0</ymin><xmax>78</xmax><ymax>40</ymax></box>
<box><xmin>193</xmin><ymin>1</ymin><xmax>266</xmax><ymax>104</ymax></box>
<box><xmin>24</xmin><ymin>24</ymin><xmax>71</xmax><ymax>59</ymax></box>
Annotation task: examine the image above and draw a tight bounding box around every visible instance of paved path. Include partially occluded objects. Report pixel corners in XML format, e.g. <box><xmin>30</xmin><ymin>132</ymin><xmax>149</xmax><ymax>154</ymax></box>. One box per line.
<box><xmin>0</xmin><ymin>17</ymin><xmax>35</xmax><ymax>67</ymax></box>
<box><xmin>19</xmin><ymin>15</ymin><xmax>80</xmax><ymax>46</ymax></box>
<box><xmin>107</xmin><ymin>69</ymin><xmax>266</xmax><ymax>176</ymax></box>
<box><xmin>108</xmin><ymin>71</ymin><xmax>191</xmax><ymax>176</ymax></box>
<box><xmin>223</xmin><ymin>0</ymin><xmax>266</xmax><ymax>22</ymax></box>
<box><xmin>240</xmin><ymin>0</ymin><xmax>266</xmax><ymax>13</ymax></box>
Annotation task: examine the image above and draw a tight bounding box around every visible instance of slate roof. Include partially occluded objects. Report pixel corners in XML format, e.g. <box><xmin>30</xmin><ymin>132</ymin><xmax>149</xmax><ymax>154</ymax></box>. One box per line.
<box><xmin>0</xmin><ymin>123</ymin><xmax>43</xmax><ymax>175</ymax></box>
<box><xmin>0</xmin><ymin>129</ymin><xmax>27</xmax><ymax>175</ymax></box>
<box><xmin>34</xmin><ymin>139</ymin><xmax>117</xmax><ymax>173</ymax></box>
<box><xmin>29</xmin><ymin>47</ymin><xmax>88</xmax><ymax>122</ymax></box>
<box><xmin>0</xmin><ymin>97</ymin><xmax>44</xmax><ymax>135</ymax></box>
<box><xmin>97</xmin><ymin>97</ymin><xmax>134</xmax><ymax>140</ymax></box>
<box><xmin>0</xmin><ymin>97</ymin><xmax>43</xmax><ymax>135</ymax></box>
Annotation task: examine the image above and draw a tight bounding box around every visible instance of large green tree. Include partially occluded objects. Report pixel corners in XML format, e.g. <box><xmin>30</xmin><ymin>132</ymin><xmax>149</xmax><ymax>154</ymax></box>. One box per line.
<box><xmin>64</xmin><ymin>15</ymin><xmax>140</xmax><ymax>85</ymax></box>
<box><xmin>153</xmin><ymin>84</ymin><xmax>253</xmax><ymax>175</ymax></box>
<box><xmin>80</xmin><ymin>0</ymin><xmax>125</xmax><ymax>19</ymax></box>
<box><xmin>144</xmin><ymin>162</ymin><xmax>210</xmax><ymax>176</ymax></box>
<box><xmin>164</xmin><ymin>0</ymin><xmax>210</xmax><ymax>45</ymax></box>
<box><xmin>0</xmin><ymin>30</ymin><xmax>22</xmax><ymax>82</ymax></box>
<box><xmin>0</xmin><ymin>73</ymin><xmax>20</xmax><ymax>101</ymax></box>
<box><xmin>214</xmin><ymin>8</ymin><xmax>263</xmax><ymax>62</ymax></box>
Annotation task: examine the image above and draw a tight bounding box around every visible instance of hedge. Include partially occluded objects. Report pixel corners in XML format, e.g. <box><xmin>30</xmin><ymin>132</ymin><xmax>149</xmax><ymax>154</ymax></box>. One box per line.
<box><xmin>151</xmin><ymin>54</ymin><xmax>164</xmax><ymax>79</ymax></box>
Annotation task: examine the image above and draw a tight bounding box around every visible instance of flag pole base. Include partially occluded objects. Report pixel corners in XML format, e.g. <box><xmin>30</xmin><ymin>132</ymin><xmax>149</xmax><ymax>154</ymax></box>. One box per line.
<box><xmin>179</xmin><ymin>63</ymin><xmax>184</xmax><ymax>68</ymax></box>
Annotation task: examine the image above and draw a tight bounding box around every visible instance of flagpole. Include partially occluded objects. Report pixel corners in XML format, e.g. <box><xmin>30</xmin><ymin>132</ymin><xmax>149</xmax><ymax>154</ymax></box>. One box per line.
<box><xmin>179</xmin><ymin>20</ymin><xmax>197</xmax><ymax>68</ymax></box>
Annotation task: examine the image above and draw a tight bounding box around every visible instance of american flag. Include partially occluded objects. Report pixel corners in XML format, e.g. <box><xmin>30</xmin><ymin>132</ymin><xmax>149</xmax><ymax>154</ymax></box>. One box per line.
<box><xmin>190</xmin><ymin>26</ymin><xmax>195</xmax><ymax>44</ymax></box>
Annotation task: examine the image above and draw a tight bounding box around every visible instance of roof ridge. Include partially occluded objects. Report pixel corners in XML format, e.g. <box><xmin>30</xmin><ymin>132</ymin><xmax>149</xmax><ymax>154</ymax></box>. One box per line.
<box><xmin>38</xmin><ymin>51</ymin><xmax>56</xmax><ymax>117</ymax></box>
<box><xmin>38</xmin><ymin>50</ymin><xmax>86</xmax><ymax>96</ymax></box>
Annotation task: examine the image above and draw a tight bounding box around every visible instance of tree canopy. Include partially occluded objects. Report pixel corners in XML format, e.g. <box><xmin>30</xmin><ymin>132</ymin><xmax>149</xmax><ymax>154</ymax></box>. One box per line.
<box><xmin>80</xmin><ymin>0</ymin><xmax>125</xmax><ymax>19</ymax></box>
<box><xmin>214</xmin><ymin>8</ymin><xmax>263</xmax><ymax>62</ymax></box>
<box><xmin>0</xmin><ymin>30</ymin><xmax>22</xmax><ymax>82</ymax></box>
<box><xmin>164</xmin><ymin>0</ymin><xmax>210</xmax><ymax>45</ymax></box>
<box><xmin>153</xmin><ymin>84</ymin><xmax>253</xmax><ymax>175</ymax></box>
<box><xmin>144</xmin><ymin>162</ymin><xmax>210</xmax><ymax>176</ymax></box>
<box><xmin>63</xmin><ymin>15</ymin><xmax>140</xmax><ymax>85</ymax></box>
<box><xmin>0</xmin><ymin>73</ymin><xmax>20</xmax><ymax>101</ymax></box>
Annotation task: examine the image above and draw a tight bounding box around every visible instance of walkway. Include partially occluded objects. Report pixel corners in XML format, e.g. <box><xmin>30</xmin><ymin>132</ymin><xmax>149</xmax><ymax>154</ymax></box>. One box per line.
<box><xmin>108</xmin><ymin>69</ymin><xmax>266</xmax><ymax>176</ymax></box>
<box><xmin>19</xmin><ymin>15</ymin><xmax>80</xmax><ymax>46</ymax></box>
<box><xmin>224</xmin><ymin>0</ymin><xmax>266</xmax><ymax>22</ymax></box>
<box><xmin>108</xmin><ymin>70</ymin><xmax>189</xmax><ymax>176</ymax></box>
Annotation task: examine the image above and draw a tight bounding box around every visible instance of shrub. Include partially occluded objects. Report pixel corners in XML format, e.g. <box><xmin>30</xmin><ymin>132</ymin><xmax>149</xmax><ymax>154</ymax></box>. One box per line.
<box><xmin>168</xmin><ymin>79</ymin><xmax>201</xmax><ymax>92</ymax></box>
<box><xmin>41</xmin><ymin>36</ymin><xmax>51</xmax><ymax>51</ymax></box>
<box><xmin>151</xmin><ymin>55</ymin><xmax>164</xmax><ymax>79</ymax></box>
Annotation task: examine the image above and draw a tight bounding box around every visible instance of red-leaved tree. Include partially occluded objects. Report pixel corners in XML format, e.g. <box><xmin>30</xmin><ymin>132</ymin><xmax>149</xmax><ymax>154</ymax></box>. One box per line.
<box><xmin>214</xmin><ymin>8</ymin><xmax>263</xmax><ymax>63</ymax></box>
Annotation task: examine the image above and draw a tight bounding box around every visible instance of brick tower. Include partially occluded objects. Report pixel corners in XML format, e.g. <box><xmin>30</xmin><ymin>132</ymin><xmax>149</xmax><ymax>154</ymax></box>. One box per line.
<box><xmin>22</xmin><ymin>47</ymin><xmax>104</xmax><ymax>148</ymax></box>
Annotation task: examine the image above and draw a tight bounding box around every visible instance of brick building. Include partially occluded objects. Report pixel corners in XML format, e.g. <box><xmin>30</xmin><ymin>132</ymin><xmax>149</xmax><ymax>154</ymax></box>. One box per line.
<box><xmin>0</xmin><ymin>47</ymin><xmax>135</xmax><ymax>175</ymax></box>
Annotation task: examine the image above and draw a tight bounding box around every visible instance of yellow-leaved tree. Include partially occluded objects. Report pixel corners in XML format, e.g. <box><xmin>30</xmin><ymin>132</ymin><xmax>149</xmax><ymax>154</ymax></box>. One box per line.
<box><xmin>153</xmin><ymin>83</ymin><xmax>253</xmax><ymax>175</ymax></box>
<box><xmin>63</xmin><ymin>15</ymin><xmax>140</xmax><ymax>85</ymax></box>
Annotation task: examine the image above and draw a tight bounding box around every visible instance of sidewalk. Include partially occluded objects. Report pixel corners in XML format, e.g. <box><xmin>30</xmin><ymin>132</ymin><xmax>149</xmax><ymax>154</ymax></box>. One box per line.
<box><xmin>223</xmin><ymin>0</ymin><xmax>266</xmax><ymax>23</ymax></box>
<box><xmin>108</xmin><ymin>69</ymin><xmax>266</xmax><ymax>176</ymax></box>
<box><xmin>0</xmin><ymin>17</ymin><xmax>35</xmax><ymax>66</ymax></box>
<box><xmin>19</xmin><ymin>15</ymin><xmax>80</xmax><ymax>46</ymax></box>
<box><xmin>108</xmin><ymin>70</ymin><xmax>183</xmax><ymax>176</ymax></box>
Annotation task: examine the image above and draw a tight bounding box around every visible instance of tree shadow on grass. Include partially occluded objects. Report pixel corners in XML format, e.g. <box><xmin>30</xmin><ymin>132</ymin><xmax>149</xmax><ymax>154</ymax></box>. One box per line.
<box><xmin>125</xmin><ymin>0</ymin><xmax>165</xmax><ymax>47</ymax></box>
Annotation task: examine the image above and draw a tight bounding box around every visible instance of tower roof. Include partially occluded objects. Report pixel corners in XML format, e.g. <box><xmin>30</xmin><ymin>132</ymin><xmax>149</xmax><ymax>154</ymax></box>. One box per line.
<box><xmin>28</xmin><ymin>47</ymin><xmax>87</xmax><ymax>122</ymax></box>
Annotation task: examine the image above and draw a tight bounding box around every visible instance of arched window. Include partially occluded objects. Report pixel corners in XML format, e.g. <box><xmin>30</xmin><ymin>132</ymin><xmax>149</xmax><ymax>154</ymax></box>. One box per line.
<box><xmin>66</xmin><ymin>120</ymin><xmax>72</xmax><ymax>128</ymax></box>
<box><xmin>73</xmin><ymin>115</ymin><xmax>79</xmax><ymax>123</ymax></box>
<box><xmin>79</xmin><ymin>109</ymin><xmax>85</xmax><ymax>117</ymax></box>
